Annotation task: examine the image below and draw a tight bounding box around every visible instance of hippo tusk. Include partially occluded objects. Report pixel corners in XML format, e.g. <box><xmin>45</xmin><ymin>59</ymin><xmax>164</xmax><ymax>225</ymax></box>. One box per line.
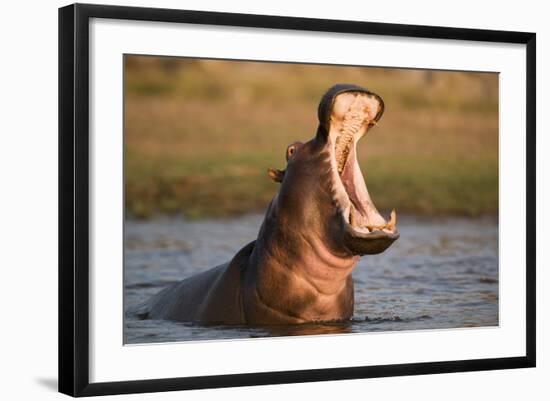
<box><xmin>386</xmin><ymin>209</ymin><xmax>397</xmax><ymax>231</ymax></box>
<box><xmin>366</xmin><ymin>209</ymin><xmax>397</xmax><ymax>232</ymax></box>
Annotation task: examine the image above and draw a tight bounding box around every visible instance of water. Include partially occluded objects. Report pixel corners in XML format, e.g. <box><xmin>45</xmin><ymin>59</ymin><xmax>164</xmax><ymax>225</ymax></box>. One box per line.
<box><xmin>124</xmin><ymin>214</ymin><xmax>498</xmax><ymax>344</ymax></box>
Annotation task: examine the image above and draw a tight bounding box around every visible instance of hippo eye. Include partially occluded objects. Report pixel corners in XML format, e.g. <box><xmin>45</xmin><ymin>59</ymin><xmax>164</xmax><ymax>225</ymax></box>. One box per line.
<box><xmin>286</xmin><ymin>145</ymin><xmax>297</xmax><ymax>160</ymax></box>
<box><xmin>285</xmin><ymin>141</ymin><xmax>303</xmax><ymax>161</ymax></box>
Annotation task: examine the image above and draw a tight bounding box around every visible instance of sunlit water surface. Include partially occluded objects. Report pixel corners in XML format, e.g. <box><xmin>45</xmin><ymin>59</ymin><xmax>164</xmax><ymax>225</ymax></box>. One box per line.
<box><xmin>124</xmin><ymin>214</ymin><xmax>498</xmax><ymax>344</ymax></box>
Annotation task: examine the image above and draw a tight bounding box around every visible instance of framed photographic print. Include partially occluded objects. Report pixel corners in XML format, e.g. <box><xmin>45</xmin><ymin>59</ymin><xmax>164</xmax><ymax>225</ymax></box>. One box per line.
<box><xmin>58</xmin><ymin>3</ymin><xmax>536</xmax><ymax>397</ymax></box>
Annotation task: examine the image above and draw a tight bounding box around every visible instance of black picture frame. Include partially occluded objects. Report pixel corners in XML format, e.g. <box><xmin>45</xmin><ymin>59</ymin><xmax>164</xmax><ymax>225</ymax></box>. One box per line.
<box><xmin>58</xmin><ymin>3</ymin><xmax>536</xmax><ymax>397</ymax></box>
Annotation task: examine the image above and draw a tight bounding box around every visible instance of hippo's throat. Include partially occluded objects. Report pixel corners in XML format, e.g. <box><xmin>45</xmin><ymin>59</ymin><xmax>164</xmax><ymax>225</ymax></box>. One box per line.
<box><xmin>327</xmin><ymin>91</ymin><xmax>399</xmax><ymax>254</ymax></box>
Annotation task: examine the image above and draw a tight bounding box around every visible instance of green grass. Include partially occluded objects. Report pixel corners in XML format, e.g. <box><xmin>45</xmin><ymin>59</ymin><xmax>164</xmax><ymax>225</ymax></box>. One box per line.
<box><xmin>124</xmin><ymin>56</ymin><xmax>498</xmax><ymax>219</ymax></box>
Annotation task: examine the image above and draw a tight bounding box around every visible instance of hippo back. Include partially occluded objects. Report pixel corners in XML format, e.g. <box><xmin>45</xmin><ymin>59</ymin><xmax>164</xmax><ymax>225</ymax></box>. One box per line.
<box><xmin>142</xmin><ymin>241</ymin><xmax>255</xmax><ymax>324</ymax></box>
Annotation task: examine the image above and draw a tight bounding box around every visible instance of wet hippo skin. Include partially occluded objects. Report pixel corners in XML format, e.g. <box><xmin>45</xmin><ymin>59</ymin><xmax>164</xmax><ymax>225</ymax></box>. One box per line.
<box><xmin>142</xmin><ymin>84</ymin><xmax>399</xmax><ymax>325</ymax></box>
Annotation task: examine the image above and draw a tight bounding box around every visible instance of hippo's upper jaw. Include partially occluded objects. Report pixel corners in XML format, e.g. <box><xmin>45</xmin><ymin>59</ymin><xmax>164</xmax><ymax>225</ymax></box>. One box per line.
<box><xmin>322</xmin><ymin>86</ymin><xmax>399</xmax><ymax>255</ymax></box>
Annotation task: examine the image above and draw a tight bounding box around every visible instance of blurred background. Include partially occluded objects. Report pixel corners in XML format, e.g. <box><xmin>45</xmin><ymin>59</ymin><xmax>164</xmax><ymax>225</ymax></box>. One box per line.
<box><xmin>124</xmin><ymin>55</ymin><xmax>498</xmax><ymax>219</ymax></box>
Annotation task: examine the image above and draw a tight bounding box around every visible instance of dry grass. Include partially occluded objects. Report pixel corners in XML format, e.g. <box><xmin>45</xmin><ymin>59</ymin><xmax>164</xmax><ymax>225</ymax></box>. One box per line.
<box><xmin>124</xmin><ymin>56</ymin><xmax>498</xmax><ymax>218</ymax></box>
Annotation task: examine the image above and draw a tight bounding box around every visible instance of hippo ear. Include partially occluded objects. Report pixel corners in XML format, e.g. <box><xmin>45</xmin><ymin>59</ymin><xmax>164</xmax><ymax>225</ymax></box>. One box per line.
<box><xmin>267</xmin><ymin>168</ymin><xmax>285</xmax><ymax>183</ymax></box>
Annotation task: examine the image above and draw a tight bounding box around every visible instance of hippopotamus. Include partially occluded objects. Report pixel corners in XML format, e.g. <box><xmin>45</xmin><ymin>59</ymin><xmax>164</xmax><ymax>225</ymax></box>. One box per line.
<box><xmin>141</xmin><ymin>84</ymin><xmax>399</xmax><ymax>325</ymax></box>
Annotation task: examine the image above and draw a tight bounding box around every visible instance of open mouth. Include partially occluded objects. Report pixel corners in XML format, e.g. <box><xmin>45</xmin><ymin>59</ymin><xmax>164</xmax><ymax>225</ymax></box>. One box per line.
<box><xmin>327</xmin><ymin>90</ymin><xmax>399</xmax><ymax>254</ymax></box>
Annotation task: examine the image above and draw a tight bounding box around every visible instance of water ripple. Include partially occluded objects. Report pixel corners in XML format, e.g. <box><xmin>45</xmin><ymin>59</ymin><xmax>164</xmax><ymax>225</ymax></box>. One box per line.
<box><xmin>124</xmin><ymin>214</ymin><xmax>498</xmax><ymax>343</ymax></box>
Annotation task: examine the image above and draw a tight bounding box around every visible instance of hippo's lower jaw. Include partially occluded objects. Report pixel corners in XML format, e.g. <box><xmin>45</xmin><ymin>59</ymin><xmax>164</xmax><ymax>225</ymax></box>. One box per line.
<box><xmin>327</xmin><ymin>90</ymin><xmax>399</xmax><ymax>255</ymax></box>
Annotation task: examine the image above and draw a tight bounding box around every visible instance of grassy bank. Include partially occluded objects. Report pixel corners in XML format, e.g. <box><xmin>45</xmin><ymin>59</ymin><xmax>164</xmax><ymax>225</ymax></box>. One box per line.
<box><xmin>124</xmin><ymin>56</ymin><xmax>498</xmax><ymax>219</ymax></box>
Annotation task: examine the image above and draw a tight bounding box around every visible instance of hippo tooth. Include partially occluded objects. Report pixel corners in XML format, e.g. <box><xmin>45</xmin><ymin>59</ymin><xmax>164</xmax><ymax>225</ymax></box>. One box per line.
<box><xmin>365</xmin><ymin>209</ymin><xmax>397</xmax><ymax>232</ymax></box>
<box><xmin>386</xmin><ymin>209</ymin><xmax>397</xmax><ymax>231</ymax></box>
